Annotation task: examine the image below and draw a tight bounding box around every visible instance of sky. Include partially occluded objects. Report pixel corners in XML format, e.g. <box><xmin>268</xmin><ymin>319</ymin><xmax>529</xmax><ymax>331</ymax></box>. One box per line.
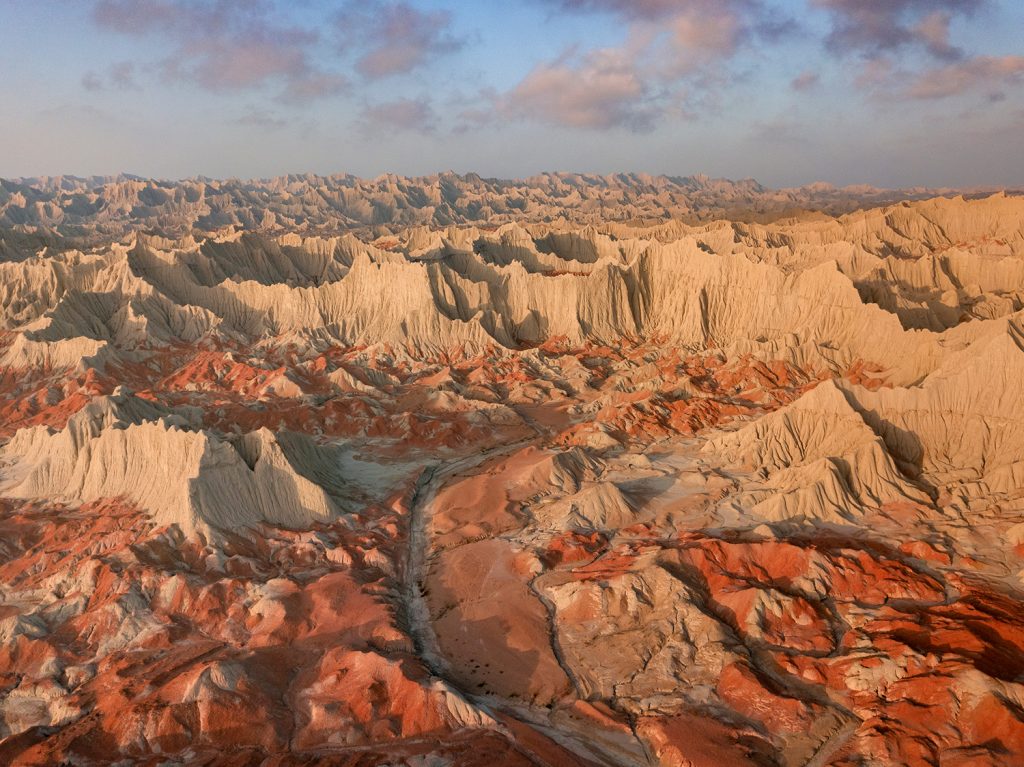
<box><xmin>1</xmin><ymin>0</ymin><xmax>1022</xmax><ymax>187</ymax></box>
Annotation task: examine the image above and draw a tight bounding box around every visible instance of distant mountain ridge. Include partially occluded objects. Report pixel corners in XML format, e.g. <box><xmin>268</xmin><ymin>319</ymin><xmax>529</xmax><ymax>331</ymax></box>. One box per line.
<box><xmin>1</xmin><ymin>171</ymin><xmax>1012</xmax><ymax>245</ymax></box>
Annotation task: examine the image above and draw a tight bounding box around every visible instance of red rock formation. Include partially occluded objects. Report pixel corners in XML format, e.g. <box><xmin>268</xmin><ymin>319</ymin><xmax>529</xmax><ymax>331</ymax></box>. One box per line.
<box><xmin>1</xmin><ymin>194</ymin><xmax>1023</xmax><ymax>764</ymax></box>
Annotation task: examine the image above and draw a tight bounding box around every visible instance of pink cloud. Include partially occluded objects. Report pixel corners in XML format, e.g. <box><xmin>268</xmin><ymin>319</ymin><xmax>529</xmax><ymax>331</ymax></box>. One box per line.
<box><xmin>81</xmin><ymin>61</ymin><xmax>139</xmax><ymax>92</ymax></box>
<box><xmin>812</xmin><ymin>0</ymin><xmax>1019</xmax><ymax>102</ymax></box>
<box><xmin>812</xmin><ymin>0</ymin><xmax>983</xmax><ymax>58</ymax></box>
<box><xmin>908</xmin><ymin>55</ymin><xmax>1024</xmax><ymax>99</ymax></box>
<box><xmin>791</xmin><ymin>71</ymin><xmax>820</xmax><ymax>91</ymax></box>
<box><xmin>913</xmin><ymin>11</ymin><xmax>962</xmax><ymax>61</ymax></box>
<box><xmin>335</xmin><ymin>1</ymin><xmax>464</xmax><ymax>80</ymax></box>
<box><xmin>499</xmin><ymin>48</ymin><xmax>656</xmax><ymax>131</ymax></box>
<box><xmin>497</xmin><ymin>0</ymin><xmax>781</xmax><ymax>131</ymax></box>
<box><xmin>360</xmin><ymin>98</ymin><xmax>437</xmax><ymax>133</ymax></box>
<box><xmin>91</xmin><ymin>0</ymin><xmax>346</xmax><ymax>102</ymax></box>
<box><xmin>551</xmin><ymin>0</ymin><xmax>758</xmax><ymax>23</ymax></box>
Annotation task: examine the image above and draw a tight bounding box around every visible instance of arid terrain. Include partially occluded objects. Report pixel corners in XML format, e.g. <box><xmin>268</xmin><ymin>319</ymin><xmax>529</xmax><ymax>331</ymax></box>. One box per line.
<box><xmin>1</xmin><ymin>176</ymin><xmax>1024</xmax><ymax>766</ymax></box>
<box><xmin>1</xmin><ymin>172</ymin><xmax>999</xmax><ymax>246</ymax></box>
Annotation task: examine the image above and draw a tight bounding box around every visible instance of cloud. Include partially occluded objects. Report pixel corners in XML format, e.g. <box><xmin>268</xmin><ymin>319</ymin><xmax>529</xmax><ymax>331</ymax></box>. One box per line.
<box><xmin>38</xmin><ymin>103</ymin><xmax>118</xmax><ymax>123</ymax></box>
<box><xmin>749</xmin><ymin>117</ymin><xmax>812</xmax><ymax>145</ymax></box>
<box><xmin>913</xmin><ymin>11</ymin><xmax>962</xmax><ymax>61</ymax></box>
<box><xmin>278</xmin><ymin>72</ymin><xmax>350</xmax><ymax>105</ymax></box>
<box><xmin>811</xmin><ymin>0</ymin><xmax>983</xmax><ymax>59</ymax></box>
<box><xmin>81</xmin><ymin>61</ymin><xmax>139</xmax><ymax>92</ymax></box>
<box><xmin>335</xmin><ymin>1</ymin><xmax>464</xmax><ymax>80</ymax></box>
<box><xmin>498</xmin><ymin>0</ymin><xmax>781</xmax><ymax>131</ymax></box>
<box><xmin>662</xmin><ymin>7</ymin><xmax>747</xmax><ymax>71</ymax></box>
<box><xmin>853</xmin><ymin>51</ymin><xmax>1024</xmax><ymax>102</ymax></box>
<box><xmin>791</xmin><ymin>71</ymin><xmax>820</xmax><ymax>91</ymax></box>
<box><xmin>92</xmin><ymin>0</ymin><xmax>183</xmax><ymax>33</ymax></box>
<box><xmin>360</xmin><ymin>97</ymin><xmax>437</xmax><ymax>133</ymax></box>
<box><xmin>234</xmin><ymin>108</ymin><xmax>288</xmax><ymax>130</ymax></box>
<box><xmin>907</xmin><ymin>55</ymin><xmax>1024</xmax><ymax>99</ymax></box>
<box><xmin>545</xmin><ymin>0</ymin><xmax>794</xmax><ymax>49</ymax></box>
<box><xmin>548</xmin><ymin>0</ymin><xmax>757</xmax><ymax>24</ymax></box>
<box><xmin>498</xmin><ymin>48</ymin><xmax>657</xmax><ymax>131</ymax></box>
<box><xmin>854</xmin><ymin>57</ymin><xmax>898</xmax><ymax>90</ymax></box>
<box><xmin>812</xmin><ymin>1</ymin><xmax>1021</xmax><ymax>102</ymax></box>
<box><xmin>91</xmin><ymin>0</ymin><xmax>346</xmax><ymax>102</ymax></box>
<box><xmin>81</xmin><ymin>72</ymin><xmax>103</xmax><ymax>92</ymax></box>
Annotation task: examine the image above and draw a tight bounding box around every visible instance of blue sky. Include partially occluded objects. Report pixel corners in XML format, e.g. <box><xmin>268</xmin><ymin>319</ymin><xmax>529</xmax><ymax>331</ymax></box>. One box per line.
<box><xmin>1</xmin><ymin>0</ymin><xmax>1022</xmax><ymax>187</ymax></box>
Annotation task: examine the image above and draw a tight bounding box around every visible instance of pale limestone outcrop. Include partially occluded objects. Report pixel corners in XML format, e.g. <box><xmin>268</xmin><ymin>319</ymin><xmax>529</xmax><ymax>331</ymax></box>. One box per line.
<box><xmin>1</xmin><ymin>391</ymin><xmax>345</xmax><ymax>535</ymax></box>
<box><xmin>706</xmin><ymin>381</ymin><xmax>929</xmax><ymax>522</ymax></box>
<box><xmin>2</xmin><ymin>194</ymin><xmax>1022</xmax><ymax>384</ymax></box>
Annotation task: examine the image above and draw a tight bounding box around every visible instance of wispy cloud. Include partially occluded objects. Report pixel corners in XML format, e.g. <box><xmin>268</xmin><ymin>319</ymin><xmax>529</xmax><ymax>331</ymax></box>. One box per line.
<box><xmin>81</xmin><ymin>61</ymin><xmax>139</xmax><ymax>92</ymax></box>
<box><xmin>360</xmin><ymin>97</ymin><xmax>438</xmax><ymax>134</ymax></box>
<box><xmin>907</xmin><ymin>55</ymin><xmax>1024</xmax><ymax>99</ymax></box>
<box><xmin>749</xmin><ymin>117</ymin><xmax>812</xmax><ymax>145</ymax></box>
<box><xmin>277</xmin><ymin>72</ymin><xmax>349</xmax><ymax>105</ymax></box>
<box><xmin>913</xmin><ymin>11</ymin><xmax>963</xmax><ymax>61</ymax></box>
<box><xmin>234</xmin><ymin>107</ymin><xmax>289</xmax><ymax>130</ymax></box>
<box><xmin>91</xmin><ymin>0</ymin><xmax>346</xmax><ymax>102</ymax></box>
<box><xmin>811</xmin><ymin>0</ymin><xmax>983</xmax><ymax>60</ymax></box>
<box><xmin>791</xmin><ymin>70</ymin><xmax>820</xmax><ymax>92</ymax></box>
<box><xmin>497</xmin><ymin>47</ymin><xmax>658</xmax><ymax>131</ymax></box>
<box><xmin>335</xmin><ymin>0</ymin><xmax>464</xmax><ymax>80</ymax></box>
<box><xmin>75</xmin><ymin>0</ymin><xmax>1024</xmax><ymax>138</ymax></box>
<box><xmin>496</xmin><ymin>0</ymin><xmax>783</xmax><ymax>131</ymax></box>
<box><xmin>811</xmin><ymin>0</ymin><xmax>1024</xmax><ymax>103</ymax></box>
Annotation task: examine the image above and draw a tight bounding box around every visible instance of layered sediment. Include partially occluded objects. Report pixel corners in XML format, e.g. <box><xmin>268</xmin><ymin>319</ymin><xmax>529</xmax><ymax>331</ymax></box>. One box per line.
<box><xmin>0</xmin><ymin>187</ymin><xmax>1023</xmax><ymax>766</ymax></box>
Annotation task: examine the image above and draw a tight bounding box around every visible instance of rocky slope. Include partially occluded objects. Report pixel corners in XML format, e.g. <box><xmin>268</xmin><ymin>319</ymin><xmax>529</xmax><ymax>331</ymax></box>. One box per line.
<box><xmin>1</xmin><ymin>172</ymin><xmax>1004</xmax><ymax>245</ymax></box>
<box><xmin>0</xmin><ymin>189</ymin><xmax>1023</xmax><ymax>765</ymax></box>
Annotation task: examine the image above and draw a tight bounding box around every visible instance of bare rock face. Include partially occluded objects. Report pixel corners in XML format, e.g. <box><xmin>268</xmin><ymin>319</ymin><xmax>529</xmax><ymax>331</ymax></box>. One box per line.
<box><xmin>1</xmin><ymin>184</ymin><xmax>1023</xmax><ymax>765</ymax></box>
<box><xmin>1</xmin><ymin>390</ymin><xmax>347</xmax><ymax>535</ymax></box>
<box><xmin>3</xmin><ymin>172</ymin><xmax>995</xmax><ymax>245</ymax></box>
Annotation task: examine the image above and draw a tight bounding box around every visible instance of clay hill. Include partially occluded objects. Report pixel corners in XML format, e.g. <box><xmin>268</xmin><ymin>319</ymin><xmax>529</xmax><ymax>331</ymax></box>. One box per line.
<box><xmin>0</xmin><ymin>171</ymin><xmax>1000</xmax><ymax>246</ymax></box>
<box><xmin>0</xmin><ymin>179</ymin><xmax>1023</xmax><ymax>766</ymax></box>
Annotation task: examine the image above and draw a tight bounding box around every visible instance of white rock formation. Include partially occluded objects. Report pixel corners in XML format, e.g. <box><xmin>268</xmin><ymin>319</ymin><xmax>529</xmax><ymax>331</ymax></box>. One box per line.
<box><xmin>1</xmin><ymin>390</ymin><xmax>345</xmax><ymax>536</ymax></box>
